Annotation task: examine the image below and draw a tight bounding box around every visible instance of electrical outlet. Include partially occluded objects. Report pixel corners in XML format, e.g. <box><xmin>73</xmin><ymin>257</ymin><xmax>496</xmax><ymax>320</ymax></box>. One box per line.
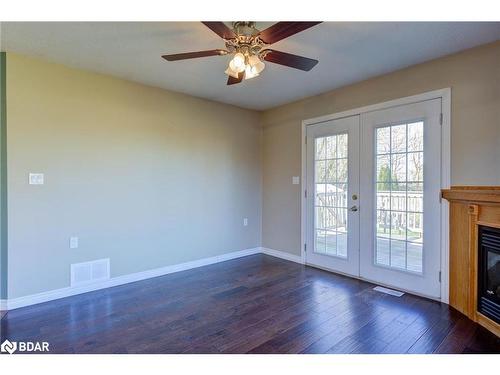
<box><xmin>69</xmin><ymin>236</ymin><xmax>79</xmax><ymax>249</ymax></box>
<box><xmin>243</xmin><ymin>218</ymin><xmax>248</xmax><ymax>226</ymax></box>
<box><xmin>292</xmin><ymin>176</ymin><xmax>300</xmax><ymax>185</ymax></box>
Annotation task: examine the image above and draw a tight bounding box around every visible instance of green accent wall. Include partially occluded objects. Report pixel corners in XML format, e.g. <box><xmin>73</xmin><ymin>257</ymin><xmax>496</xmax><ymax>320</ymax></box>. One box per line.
<box><xmin>0</xmin><ymin>51</ymin><xmax>7</xmax><ymax>300</ymax></box>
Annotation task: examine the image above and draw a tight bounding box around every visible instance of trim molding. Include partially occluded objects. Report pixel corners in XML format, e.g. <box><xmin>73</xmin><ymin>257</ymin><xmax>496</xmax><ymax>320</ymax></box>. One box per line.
<box><xmin>261</xmin><ymin>247</ymin><xmax>304</xmax><ymax>264</ymax></box>
<box><xmin>7</xmin><ymin>247</ymin><xmax>261</xmax><ymax>310</ymax></box>
<box><xmin>440</xmin><ymin>88</ymin><xmax>451</xmax><ymax>304</ymax></box>
<box><xmin>0</xmin><ymin>299</ymin><xmax>7</xmax><ymax>311</ymax></box>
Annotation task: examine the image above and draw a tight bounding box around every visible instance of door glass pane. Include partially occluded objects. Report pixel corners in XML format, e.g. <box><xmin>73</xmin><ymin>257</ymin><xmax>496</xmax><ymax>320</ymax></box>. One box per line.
<box><xmin>376</xmin><ymin>155</ymin><xmax>390</xmax><ymax>181</ymax></box>
<box><xmin>336</xmin><ymin>159</ymin><xmax>348</xmax><ymax>182</ymax></box>
<box><xmin>337</xmin><ymin>232</ymin><xmax>348</xmax><ymax>257</ymax></box>
<box><xmin>391</xmin><ymin>183</ymin><xmax>407</xmax><ymax>212</ymax></box>
<box><xmin>337</xmin><ymin>134</ymin><xmax>348</xmax><ymax>158</ymax></box>
<box><xmin>391</xmin><ymin>153</ymin><xmax>407</xmax><ymax>182</ymax></box>
<box><xmin>408</xmin><ymin>122</ymin><xmax>423</xmax><ymax>151</ymax></box>
<box><xmin>316</xmin><ymin>230</ymin><xmax>326</xmax><ymax>254</ymax></box>
<box><xmin>390</xmin><ymin>239</ymin><xmax>406</xmax><ymax>270</ymax></box>
<box><xmin>408</xmin><ymin>152</ymin><xmax>423</xmax><ymax>181</ymax></box>
<box><xmin>377</xmin><ymin>210</ymin><xmax>391</xmax><ymax>237</ymax></box>
<box><xmin>314</xmin><ymin>133</ymin><xmax>348</xmax><ymax>258</ymax></box>
<box><xmin>376</xmin><ymin>237</ymin><xmax>390</xmax><ymax>266</ymax></box>
<box><xmin>325</xmin><ymin>231</ymin><xmax>337</xmax><ymax>255</ymax></box>
<box><xmin>375</xmin><ymin>122</ymin><xmax>424</xmax><ymax>273</ymax></box>
<box><xmin>336</xmin><ymin>183</ymin><xmax>348</xmax><ymax>207</ymax></box>
<box><xmin>376</xmin><ymin>127</ymin><xmax>391</xmax><ymax>154</ymax></box>
<box><xmin>315</xmin><ymin>160</ymin><xmax>326</xmax><ymax>183</ymax></box>
<box><xmin>326</xmin><ymin>160</ymin><xmax>336</xmax><ymax>183</ymax></box>
<box><xmin>391</xmin><ymin>124</ymin><xmax>406</xmax><ymax>153</ymax></box>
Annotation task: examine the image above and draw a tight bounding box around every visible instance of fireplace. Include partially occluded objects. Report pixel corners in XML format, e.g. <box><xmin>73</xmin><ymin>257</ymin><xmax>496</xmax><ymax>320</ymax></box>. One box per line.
<box><xmin>442</xmin><ymin>187</ymin><xmax>500</xmax><ymax>336</ymax></box>
<box><xmin>478</xmin><ymin>225</ymin><xmax>500</xmax><ymax>324</ymax></box>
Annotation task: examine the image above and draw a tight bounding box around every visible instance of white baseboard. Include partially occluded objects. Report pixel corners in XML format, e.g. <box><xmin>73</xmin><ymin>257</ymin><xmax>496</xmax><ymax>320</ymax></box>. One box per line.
<box><xmin>5</xmin><ymin>246</ymin><xmax>303</xmax><ymax>311</ymax></box>
<box><xmin>260</xmin><ymin>247</ymin><xmax>304</xmax><ymax>264</ymax></box>
<box><xmin>6</xmin><ymin>247</ymin><xmax>261</xmax><ymax>310</ymax></box>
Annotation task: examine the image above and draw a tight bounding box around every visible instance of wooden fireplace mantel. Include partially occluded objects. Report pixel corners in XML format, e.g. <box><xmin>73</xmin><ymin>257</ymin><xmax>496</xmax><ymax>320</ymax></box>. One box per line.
<box><xmin>442</xmin><ymin>186</ymin><xmax>500</xmax><ymax>337</ymax></box>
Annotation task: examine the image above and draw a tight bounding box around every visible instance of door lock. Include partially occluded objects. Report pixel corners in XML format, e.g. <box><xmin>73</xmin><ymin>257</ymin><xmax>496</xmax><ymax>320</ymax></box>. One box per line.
<box><xmin>352</xmin><ymin>194</ymin><xmax>358</xmax><ymax>201</ymax></box>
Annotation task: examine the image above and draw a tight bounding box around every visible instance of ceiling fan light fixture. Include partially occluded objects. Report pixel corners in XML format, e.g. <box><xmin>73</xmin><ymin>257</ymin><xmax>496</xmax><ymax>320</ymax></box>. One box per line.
<box><xmin>162</xmin><ymin>22</ymin><xmax>322</xmax><ymax>86</ymax></box>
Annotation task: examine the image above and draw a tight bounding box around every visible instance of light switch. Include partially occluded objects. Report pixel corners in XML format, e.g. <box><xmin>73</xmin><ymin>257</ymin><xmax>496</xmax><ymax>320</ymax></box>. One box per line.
<box><xmin>69</xmin><ymin>237</ymin><xmax>79</xmax><ymax>249</ymax></box>
<box><xmin>243</xmin><ymin>218</ymin><xmax>248</xmax><ymax>226</ymax></box>
<box><xmin>292</xmin><ymin>176</ymin><xmax>300</xmax><ymax>185</ymax></box>
<box><xmin>29</xmin><ymin>173</ymin><xmax>44</xmax><ymax>185</ymax></box>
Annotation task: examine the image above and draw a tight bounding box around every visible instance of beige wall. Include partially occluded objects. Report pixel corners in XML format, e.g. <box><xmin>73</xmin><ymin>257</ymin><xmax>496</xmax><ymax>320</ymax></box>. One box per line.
<box><xmin>7</xmin><ymin>53</ymin><xmax>262</xmax><ymax>298</ymax></box>
<box><xmin>261</xmin><ymin>41</ymin><xmax>500</xmax><ymax>256</ymax></box>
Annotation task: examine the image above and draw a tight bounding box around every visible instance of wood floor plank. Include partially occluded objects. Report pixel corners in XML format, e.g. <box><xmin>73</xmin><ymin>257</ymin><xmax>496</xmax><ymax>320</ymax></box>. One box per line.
<box><xmin>1</xmin><ymin>254</ymin><xmax>499</xmax><ymax>354</ymax></box>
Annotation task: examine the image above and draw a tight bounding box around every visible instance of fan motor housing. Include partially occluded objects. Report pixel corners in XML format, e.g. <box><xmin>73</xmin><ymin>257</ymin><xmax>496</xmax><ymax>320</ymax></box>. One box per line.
<box><xmin>226</xmin><ymin>22</ymin><xmax>266</xmax><ymax>57</ymax></box>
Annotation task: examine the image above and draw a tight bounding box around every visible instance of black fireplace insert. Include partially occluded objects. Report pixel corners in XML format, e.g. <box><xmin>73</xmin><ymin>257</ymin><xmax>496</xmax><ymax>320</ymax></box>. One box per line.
<box><xmin>478</xmin><ymin>225</ymin><xmax>500</xmax><ymax>324</ymax></box>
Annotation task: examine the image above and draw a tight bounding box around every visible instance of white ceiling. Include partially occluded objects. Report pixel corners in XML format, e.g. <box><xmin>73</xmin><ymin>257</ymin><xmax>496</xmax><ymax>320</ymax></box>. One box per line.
<box><xmin>1</xmin><ymin>22</ymin><xmax>499</xmax><ymax>110</ymax></box>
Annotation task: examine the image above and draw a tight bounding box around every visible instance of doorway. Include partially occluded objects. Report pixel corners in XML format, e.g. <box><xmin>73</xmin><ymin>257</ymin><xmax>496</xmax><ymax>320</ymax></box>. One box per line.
<box><xmin>304</xmin><ymin>92</ymin><xmax>449</xmax><ymax>300</ymax></box>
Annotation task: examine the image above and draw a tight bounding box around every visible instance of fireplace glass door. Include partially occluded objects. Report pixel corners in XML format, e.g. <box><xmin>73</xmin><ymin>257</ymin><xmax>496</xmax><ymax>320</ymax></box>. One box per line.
<box><xmin>478</xmin><ymin>225</ymin><xmax>500</xmax><ymax>324</ymax></box>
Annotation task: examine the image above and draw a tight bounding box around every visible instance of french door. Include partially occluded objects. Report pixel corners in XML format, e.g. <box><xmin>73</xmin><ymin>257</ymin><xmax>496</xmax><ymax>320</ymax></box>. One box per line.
<box><xmin>305</xmin><ymin>115</ymin><xmax>360</xmax><ymax>276</ymax></box>
<box><xmin>306</xmin><ymin>98</ymin><xmax>442</xmax><ymax>299</ymax></box>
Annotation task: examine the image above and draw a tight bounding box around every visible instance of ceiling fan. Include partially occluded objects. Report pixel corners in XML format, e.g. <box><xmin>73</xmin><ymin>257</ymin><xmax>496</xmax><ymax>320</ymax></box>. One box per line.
<box><xmin>162</xmin><ymin>21</ymin><xmax>322</xmax><ymax>85</ymax></box>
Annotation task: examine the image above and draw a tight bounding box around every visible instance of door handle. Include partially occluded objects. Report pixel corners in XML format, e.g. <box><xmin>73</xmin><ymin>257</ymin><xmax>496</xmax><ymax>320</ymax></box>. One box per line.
<box><xmin>349</xmin><ymin>205</ymin><xmax>358</xmax><ymax>212</ymax></box>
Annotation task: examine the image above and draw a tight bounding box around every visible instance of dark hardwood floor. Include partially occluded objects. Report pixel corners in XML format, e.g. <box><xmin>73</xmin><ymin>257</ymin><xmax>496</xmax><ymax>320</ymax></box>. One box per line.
<box><xmin>1</xmin><ymin>254</ymin><xmax>499</xmax><ymax>354</ymax></box>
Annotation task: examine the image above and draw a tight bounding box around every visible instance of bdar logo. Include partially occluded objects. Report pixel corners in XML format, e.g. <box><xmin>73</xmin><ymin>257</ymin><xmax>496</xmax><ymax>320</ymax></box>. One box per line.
<box><xmin>1</xmin><ymin>339</ymin><xmax>49</xmax><ymax>354</ymax></box>
<box><xmin>1</xmin><ymin>339</ymin><xmax>17</xmax><ymax>354</ymax></box>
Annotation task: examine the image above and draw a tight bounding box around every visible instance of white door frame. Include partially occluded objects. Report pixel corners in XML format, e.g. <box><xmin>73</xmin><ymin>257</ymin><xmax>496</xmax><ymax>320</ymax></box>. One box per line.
<box><xmin>301</xmin><ymin>88</ymin><xmax>451</xmax><ymax>303</ymax></box>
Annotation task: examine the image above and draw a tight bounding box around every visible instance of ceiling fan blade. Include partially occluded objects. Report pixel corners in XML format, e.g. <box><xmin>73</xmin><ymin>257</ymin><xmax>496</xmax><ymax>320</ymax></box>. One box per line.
<box><xmin>258</xmin><ymin>22</ymin><xmax>322</xmax><ymax>44</ymax></box>
<box><xmin>162</xmin><ymin>49</ymin><xmax>228</xmax><ymax>61</ymax></box>
<box><xmin>227</xmin><ymin>71</ymin><xmax>244</xmax><ymax>85</ymax></box>
<box><xmin>202</xmin><ymin>22</ymin><xmax>236</xmax><ymax>40</ymax></box>
<box><xmin>262</xmin><ymin>49</ymin><xmax>318</xmax><ymax>71</ymax></box>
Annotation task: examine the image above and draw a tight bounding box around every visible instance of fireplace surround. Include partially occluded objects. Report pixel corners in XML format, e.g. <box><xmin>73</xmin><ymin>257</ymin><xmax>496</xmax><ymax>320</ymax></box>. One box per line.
<box><xmin>441</xmin><ymin>186</ymin><xmax>500</xmax><ymax>338</ymax></box>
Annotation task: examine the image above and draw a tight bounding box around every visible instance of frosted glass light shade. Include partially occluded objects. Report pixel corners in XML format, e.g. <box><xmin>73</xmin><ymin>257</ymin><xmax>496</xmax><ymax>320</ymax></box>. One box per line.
<box><xmin>244</xmin><ymin>64</ymin><xmax>259</xmax><ymax>79</ymax></box>
<box><xmin>247</xmin><ymin>54</ymin><xmax>265</xmax><ymax>74</ymax></box>
<box><xmin>247</xmin><ymin>55</ymin><xmax>260</xmax><ymax>66</ymax></box>
<box><xmin>253</xmin><ymin>61</ymin><xmax>265</xmax><ymax>74</ymax></box>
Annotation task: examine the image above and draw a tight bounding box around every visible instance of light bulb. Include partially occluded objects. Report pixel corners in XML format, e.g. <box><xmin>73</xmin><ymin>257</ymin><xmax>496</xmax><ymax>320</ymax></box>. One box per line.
<box><xmin>231</xmin><ymin>52</ymin><xmax>245</xmax><ymax>69</ymax></box>
<box><xmin>229</xmin><ymin>58</ymin><xmax>245</xmax><ymax>73</ymax></box>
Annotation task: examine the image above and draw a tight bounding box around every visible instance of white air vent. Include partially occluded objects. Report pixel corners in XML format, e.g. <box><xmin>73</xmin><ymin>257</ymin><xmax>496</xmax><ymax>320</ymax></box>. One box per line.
<box><xmin>71</xmin><ymin>262</ymin><xmax>92</xmax><ymax>285</ymax></box>
<box><xmin>71</xmin><ymin>258</ymin><xmax>110</xmax><ymax>286</ymax></box>
<box><xmin>373</xmin><ymin>286</ymin><xmax>405</xmax><ymax>297</ymax></box>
